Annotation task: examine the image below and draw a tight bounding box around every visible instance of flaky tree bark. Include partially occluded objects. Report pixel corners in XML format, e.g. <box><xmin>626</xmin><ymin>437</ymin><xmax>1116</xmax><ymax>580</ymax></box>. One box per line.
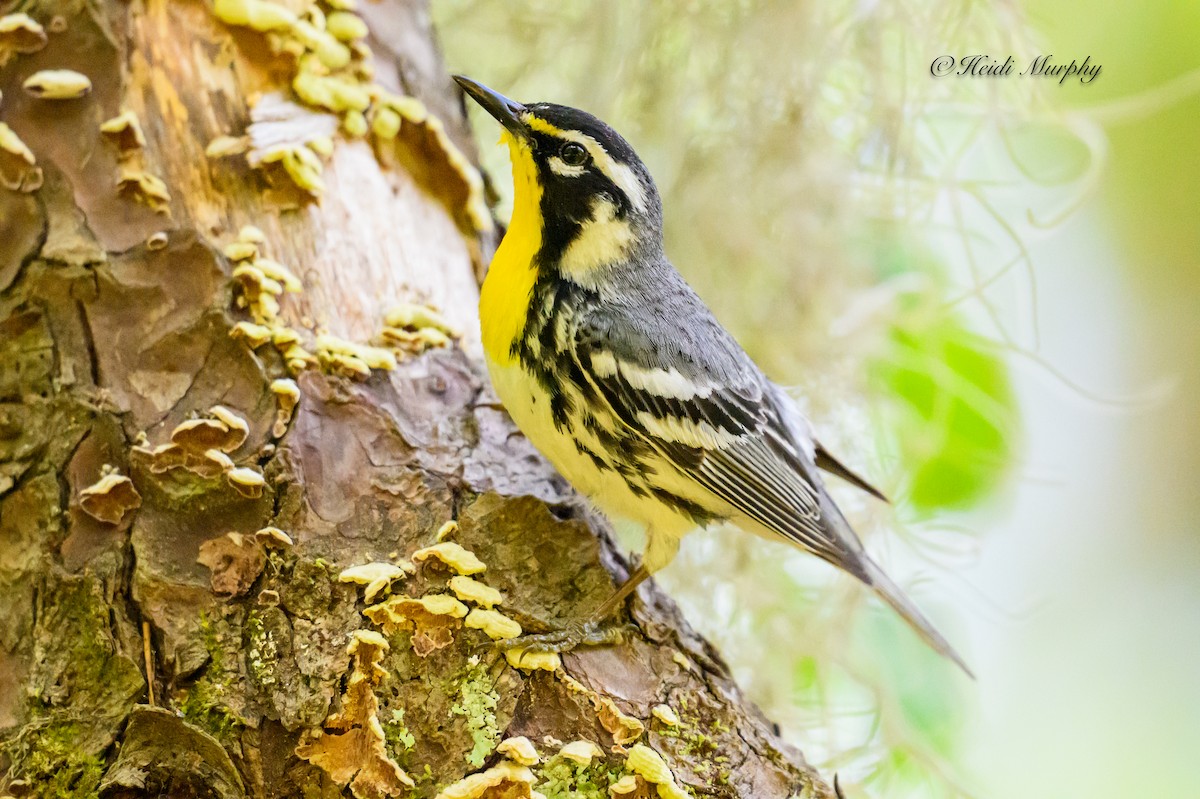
<box><xmin>0</xmin><ymin>2</ymin><xmax>834</xmax><ymax>797</ymax></box>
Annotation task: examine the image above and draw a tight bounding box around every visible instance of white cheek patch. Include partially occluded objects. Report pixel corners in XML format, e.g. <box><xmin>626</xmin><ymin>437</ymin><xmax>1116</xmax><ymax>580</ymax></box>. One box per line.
<box><xmin>590</xmin><ymin>151</ymin><xmax>647</xmax><ymax>214</ymax></box>
<box><xmin>548</xmin><ymin>156</ymin><xmax>587</xmax><ymax>178</ymax></box>
<box><xmin>558</xmin><ymin>197</ymin><xmax>636</xmax><ymax>278</ymax></box>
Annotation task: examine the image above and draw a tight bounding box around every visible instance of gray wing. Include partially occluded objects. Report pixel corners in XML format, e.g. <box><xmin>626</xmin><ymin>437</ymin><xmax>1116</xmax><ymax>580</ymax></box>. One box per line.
<box><xmin>572</xmin><ymin>293</ymin><xmax>863</xmax><ymax>570</ymax></box>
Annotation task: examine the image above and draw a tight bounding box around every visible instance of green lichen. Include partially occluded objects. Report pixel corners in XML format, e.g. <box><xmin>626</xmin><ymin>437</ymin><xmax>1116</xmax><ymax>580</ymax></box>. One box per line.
<box><xmin>449</xmin><ymin>658</ymin><xmax>499</xmax><ymax>768</ymax></box>
<box><xmin>534</xmin><ymin>754</ymin><xmax>624</xmax><ymax>799</ymax></box>
<box><xmin>177</xmin><ymin>613</ymin><xmax>242</xmax><ymax>744</ymax></box>
<box><xmin>381</xmin><ymin>707</ymin><xmax>416</xmax><ymax>762</ymax></box>
<box><xmin>2</xmin><ymin>719</ymin><xmax>105</xmax><ymax>799</ymax></box>
<box><xmin>2</xmin><ymin>574</ymin><xmax>144</xmax><ymax>797</ymax></box>
<box><xmin>244</xmin><ymin>609</ymin><xmax>279</xmax><ymax>689</ymax></box>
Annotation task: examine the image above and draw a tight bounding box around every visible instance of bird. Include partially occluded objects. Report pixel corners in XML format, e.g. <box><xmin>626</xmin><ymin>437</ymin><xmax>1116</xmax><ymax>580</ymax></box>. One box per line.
<box><xmin>454</xmin><ymin>75</ymin><xmax>971</xmax><ymax>676</ymax></box>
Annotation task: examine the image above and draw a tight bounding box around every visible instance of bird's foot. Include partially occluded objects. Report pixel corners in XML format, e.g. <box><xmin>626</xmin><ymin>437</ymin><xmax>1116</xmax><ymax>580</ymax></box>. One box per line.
<box><xmin>501</xmin><ymin>619</ymin><xmax>636</xmax><ymax>655</ymax></box>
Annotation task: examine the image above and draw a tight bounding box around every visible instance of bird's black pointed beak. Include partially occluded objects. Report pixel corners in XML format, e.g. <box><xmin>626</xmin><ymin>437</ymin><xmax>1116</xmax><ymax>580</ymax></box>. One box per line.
<box><xmin>453</xmin><ymin>75</ymin><xmax>529</xmax><ymax>141</ymax></box>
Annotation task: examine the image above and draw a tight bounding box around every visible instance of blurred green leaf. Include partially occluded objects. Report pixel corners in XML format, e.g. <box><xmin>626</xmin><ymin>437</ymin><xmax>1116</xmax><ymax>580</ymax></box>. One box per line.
<box><xmin>873</xmin><ymin>306</ymin><xmax>1016</xmax><ymax>511</ymax></box>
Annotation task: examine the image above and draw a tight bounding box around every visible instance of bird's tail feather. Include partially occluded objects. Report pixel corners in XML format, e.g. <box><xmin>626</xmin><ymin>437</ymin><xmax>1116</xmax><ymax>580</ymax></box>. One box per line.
<box><xmin>861</xmin><ymin>556</ymin><xmax>974</xmax><ymax>679</ymax></box>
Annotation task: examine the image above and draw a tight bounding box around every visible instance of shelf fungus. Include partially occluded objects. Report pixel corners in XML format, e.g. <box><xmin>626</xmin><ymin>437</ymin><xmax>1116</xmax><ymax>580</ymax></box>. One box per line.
<box><xmin>324</xmin><ymin>11</ymin><xmax>368</xmax><ymax>42</ymax></box>
<box><xmin>412</xmin><ymin>542</ymin><xmax>486</xmax><ymax>575</ymax></box>
<box><xmin>463</xmin><ymin>608</ymin><xmax>522</xmax><ymax>641</ymax></box>
<box><xmin>561</xmin><ymin>674</ymin><xmax>645</xmax><ymax>745</ymax></box>
<box><xmin>254</xmin><ymin>525</ymin><xmax>293</xmax><ymax>548</ymax></box>
<box><xmin>377</xmin><ymin>301</ymin><xmax>460</xmax><ymax>358</ymax></box>
<box><xmin>295</xmin><ymin>630</ymin><xmax>415</xmax><ymax>796</ymax></box>
<box><xmin>23</xmin><ymin>69</ymin><xmax>91</xmax><ymax>100</ymax></box>
<box><xmin>173</xmin><ymin>414</ymin><xmax>245</xmax><ymax>453</ymax></box>
<box><xmin>609</xmin><ymin>775</ymin><xmax>640</xmax><ymax>796</ymax></box>
<box><xmin>650</xmin><ymin>704</ymin><xmax>680</xmax><ymax>728</ymax></box>
<box><xmin>495</xmin><ymin>736</ymin><xmax>540</xmax><ymax>767</ymax></box>
<box><xmin>503</xmin><ymin>647</ymin><xmax>561</xmax><ymax>674</ymax></box>
<box><xmin>315</xmin><ymin>334</ymin><xmax>396</xmax><ymax>379</ymax></box>
<box><xmin>100</xmin><ymin>110</ymin><xmax>146</xmax><ymax>153</ymax></box>
<box><xmin>364</xmin><ymin>593</ymin><xmax>468</xmax><ymax>657</ymax></box>
<box><xmin>624</xmin><ymin>745</ymin><xmax>689</xmax><ymax>799</ymax></box>
<box><xmin>558</xmin><ymin>740</ymin><xmax>604</xmax><ymax>767</ymax></box>
<box><xmin>205</xmin><ymin>135</ymin><xmax>249</xmax><ymax>159</ymax></box>
<box><xmin>448</xmin><ymin>576</ymin><xmax>503</xmax><ymax>610</ymax></box>
<box><xmin>231</xmin><ymin>321</ymin><xmax>273</xmax><ymax>349</ymax></box>
<box><xmin>226</xmin><ymin>466</ymin><xmax>267</xmax><ymax>498</ymax></box>
<box><xmin>197</xmin><ymin>531</ymin><xmax>267</xmax><ymax>596</ymax></box>
<box><xmin>338</xmin><ymin>562</ymin><xmax>409</xmax><ymax>603</ymax></box>
<box><xmin>270</xmin><ymin>377</ymin><xmax>300</xmax><ymax>437</ymax></box>
<box><xmin>0</xmin><ymin>13</ymin><xmax>48</xmax><ymax>62</ymax></box>
<box><xmin>78</xmin><ymin>470</ymin><xmax>142</xmax><ymax>524</ymax></box>
<box><xmin>0</xmin><ymin>123</ymin><xmax>42</xmax><ymax>192</ymax></box>
<box><xmin>117</xmin><ymin>165</ymin><xmax>171</xmax><ymax>214</ymax></box>
<box><xmin>435</xmin><ymin>519</ymin><xmax>459</xmax><ymax>541</ymax></box>
<box><xmin>433</xmin><ymin>760</ymin><xmax>538</xmax><ymax>799</ymax></box>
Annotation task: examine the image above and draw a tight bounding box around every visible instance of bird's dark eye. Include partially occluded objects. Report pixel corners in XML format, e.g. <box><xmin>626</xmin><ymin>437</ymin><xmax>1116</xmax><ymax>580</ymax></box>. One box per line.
<box><xmin>559</xmin><ymin>142</ymin><xmax>589</xmax><ymax>167</ymax></box>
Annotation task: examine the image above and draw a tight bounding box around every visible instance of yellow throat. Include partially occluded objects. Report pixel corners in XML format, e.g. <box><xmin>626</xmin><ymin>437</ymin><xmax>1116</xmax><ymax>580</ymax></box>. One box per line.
<box><xmin>479</xmin><ymin>131</ymin><xmax>543</xmax><ymax>365</ymax></box>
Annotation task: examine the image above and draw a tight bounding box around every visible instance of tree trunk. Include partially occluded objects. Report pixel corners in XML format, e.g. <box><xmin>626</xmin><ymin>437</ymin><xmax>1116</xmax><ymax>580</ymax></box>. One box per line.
<box><xmin>0</xmin><ymin>1</ymin><xmax>833</xmax><ymax>797</ymax></box>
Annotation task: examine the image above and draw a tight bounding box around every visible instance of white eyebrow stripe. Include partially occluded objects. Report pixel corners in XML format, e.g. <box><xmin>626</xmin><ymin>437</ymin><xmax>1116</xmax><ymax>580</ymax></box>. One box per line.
<box><xmin>525</xmin><ymin>117</ymin><xmax>648</xmax><ymax>213</ymax></box>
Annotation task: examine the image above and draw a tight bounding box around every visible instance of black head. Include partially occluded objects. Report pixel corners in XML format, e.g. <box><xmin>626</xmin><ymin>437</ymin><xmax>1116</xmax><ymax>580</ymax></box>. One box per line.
<box><xmin>455</xmin><ymin>76</ymin><xmax>663</xmax><ymax>278</ymax></box>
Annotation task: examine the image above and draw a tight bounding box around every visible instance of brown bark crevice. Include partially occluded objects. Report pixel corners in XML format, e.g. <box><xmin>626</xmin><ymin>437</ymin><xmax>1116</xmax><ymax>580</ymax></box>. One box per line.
<box><xmin>0</xmin><ymin>1</ymin><xmax>834</xmax><ymax>797</ymax></box>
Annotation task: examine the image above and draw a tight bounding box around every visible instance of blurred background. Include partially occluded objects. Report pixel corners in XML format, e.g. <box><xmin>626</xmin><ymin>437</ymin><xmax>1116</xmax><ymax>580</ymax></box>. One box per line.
<box><xmin>433</xmin><ymin>1</ymin><xmax>1200</xmax><ymax>796</ymax></box>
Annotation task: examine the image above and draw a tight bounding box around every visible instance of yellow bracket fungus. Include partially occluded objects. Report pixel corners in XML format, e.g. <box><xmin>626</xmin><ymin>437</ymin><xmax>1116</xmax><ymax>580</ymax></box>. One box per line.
<box><xmin>270</xmin><ymin>377</ymin><xmax>301</xmax><ymax>437</ymax></box>
<box><xmin>209</xmin><ymin>406</ymin><xmax>250</xmax><ymax>448</ymax></box>
<box><xmin>561</xmin><ymin>674</ymin><xmax>644</xmax><ymax>745</ymax></box>
<box><xmin>650</xmin><ymin>705</ymin><xmax>680</xmax><ymax>728</ymax></box>
<box><xmin>171</xmin><ymin>417</ymin><xmax>243</xmax><ymax>453</ymax></box>
<box><xmin>205</xmin><ymin>135</ymin><xmax>249</xmax><ymax>159</ymax></box>
<box><xmin>436</xmin><ymin>519</ymin><xmax>459</xmax><ymax>541</ymax></box>
<box><xmin>0</xmin><ymin>13</ymin><xmax>48</xmax><ymax>63</ymax></box>
<box><xmin>252</xmin><ymin>258</ymin><xmax>302</xmax><ymax>292</ymax></box>
<box><xmin>503</xmin><ymin>648</ymin><xmax>561</xmax><ymax>674</ymax></box>
<box><xmin>23</xmin><ymin>69</ymin><xmax>92</xmax><ymax>99</ymax></box>
<box><xmin>295</xmin><ymin>630</ymin><xmax>415</xmax><ymax>796</ymax></box>
<box><xmin>624</xmin><ymin>745</ymin><xmax>689</xmax><ymax>799</ymax></box>
<box><xmin>448</xmin><ymin>575</ymin><xmax>503</xmax><ymax>609</ymax></box>
<box><xmin>212</xmin><ymin>0</ymin><xmax>297</xmax><ymax>32</ymax></box>
<box><xmin>223</xmin><ymin>241</ymin><xmax>258</xmax><ymax>261</ymax></box>
<box><xmin>364</xmin><ymin>594</ymin><xmax>468</xmax><ymax>656</ymax></box>
<box><xmin>227</xmin><ymin>466</ymin><xmax>266</xmax><ymax>498</ymax></box>
<box><xmin>315</xmin><ymin>334</ymin><xmax>397</xmax><ymax>379</ymax></box>
<box><xmin>338</xmin><ymin>562</ymin><xmax>410</xmax><ymax>603</ymax></box>
<box><xmin>0</xmin><ymin>123</ymin><xmax>42</xmax><ymax>192</ymax></box>
<box><xmin>293</xmin><ymin>69</ymin><xmax>370</xmax><ymax>114</ymax></box>
<box><xmin>325</xmin><ymin>11</ymin><xmax>368</xmax><ymax>42</ymax></box>
<box><xmin>464</xmin><ymin>608</ymin><xmax>522</xmax><ymax>641</ymax></box>
<box><xmin>78</xmin><ymin>470</ymin><xmax>142</xmax><ymax>524</ymax></box>
<box><xmin>230</xmin><ymin>321</ymin><xmax>273</xmax><ymax>348</ymax></box>
<box><xmin>412</xmin><ymin>542</ymin><xmax>486</xmax><ymax>575</ymax></box>
<box><xmin>609</xmin><ymin>775</ymin><xmax>640</xmax><ymax>795</ymax></box>
<box><xmin>100</xmin><ymin>110</ymin><xmax>146</xmax><ymax>152</ymax></box>
<box><xmin>433</xmin><ymin>760</ymin><xmax>537</xmax><ymax>799</ymax></box>
<box><xmin>116</xmin><ymin>165</ymin><xmax>171</xmax><ymax>214</ymax></box>
<box><xmin>496</xmin><ymin>736</ymin><xmax>539</xmax><ymax>767</ymax></box>
<box><xmin>558</xmin><ymin>740</ymin><xmax>604</xmax><ymax>766</ymax></box>
<box><xmin>384</xmin><ymin>303</ymin><xmax>459</xmax><ymax>336</ymax></box>
<box><xmin>254</xmin><ymin>526</ymin><xmax>293</xmax><ymax>547</ymax></box>
<box><xmin>342</xmin><ymin>110</ymin><xmax>368</xmax><ymax>137</ymax></box>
